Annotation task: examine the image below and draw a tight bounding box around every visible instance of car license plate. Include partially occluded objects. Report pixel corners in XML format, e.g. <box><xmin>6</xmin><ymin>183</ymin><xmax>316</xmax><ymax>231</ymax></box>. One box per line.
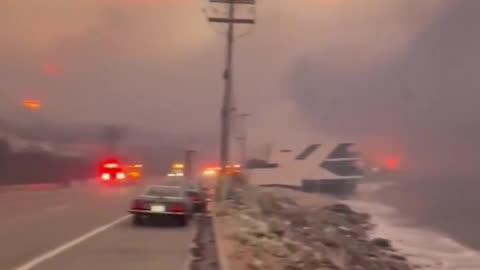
<box><xmin>151</xmin><ymin>205</ymin><xmax>166</xmax><ymax>213</ymax></box>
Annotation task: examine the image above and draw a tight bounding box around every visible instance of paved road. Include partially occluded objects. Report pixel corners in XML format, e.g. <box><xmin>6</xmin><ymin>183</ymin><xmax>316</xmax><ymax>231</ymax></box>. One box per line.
<box><xmin>0</xmin><ymin>179</ymin><xmax>195</xmax><ymax>270</ymax></box>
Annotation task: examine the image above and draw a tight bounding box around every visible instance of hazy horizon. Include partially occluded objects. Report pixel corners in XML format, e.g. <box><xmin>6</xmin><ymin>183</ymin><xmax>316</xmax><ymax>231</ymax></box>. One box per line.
<box><xmin>1</xmin><ymin>0</ymin><xmax>480</xmax><ymax>247</ymax></box>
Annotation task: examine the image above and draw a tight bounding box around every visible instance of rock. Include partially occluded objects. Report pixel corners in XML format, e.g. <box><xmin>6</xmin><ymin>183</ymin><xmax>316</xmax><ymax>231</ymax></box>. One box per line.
<box><xmin>244</xmin><ymin>208</ymin><xmax>262</xmax><ymax>219</ymax></box>
<box><xmin>319</xmin><ymin>257</ymin><xmax>341</xmax><ymax>270</ymax></box>
<box><xmin>260</xmin><ymin>238</ymin><xmax>289</xmax><ymax>257</ymax></box>
<box><xmin>247</xmin><ymin>258</ymin><xmax>264</xmax><ymax>270</ymax></box>
<box><xmin>282</xmin><ymin>207</ymin><xmax>309</xmax><ymax>227</ymax></box>
<box><xmin>258</xmin><ymin>192</ymin><xmax>284</xmax><ymax>215</ymax></box>
<box><xmin>283</xmin><ymin>238</ymin><xmax>302</xmax><ymax>253</ymax></box>
<box><xmin>326</xmin><ymin>203</ymin><xmax>355</xmax><ymax>214</ymax></box>
<box><xmin>230</xmin><ymin>228</ymin><xmax>260</xmax><ymax>246</ymax></box>
<box><xmin>251</xmin><ymin>244</ymin><xmax>264</xmax><ymax>258</ymax></box>
<box><xmin>390</xmin><ymin>254</ymin><xmax>407</xmax><ymax>261</ymax></box>
<box><xmin>386</xmin><ymin>260</ymin><xmax>412</xmax><ymax>270</ymax></box>
<box><xmin>368</xmin><ymin>253</ymin><xmax>379</xmax><ymax>259</ymax></box>
<box><xmin>361</xmin><ymin>223</ymin><xmax>373</xmax><ymax>230</ymax></box>
<box><xmin>190</xmin><ymin>245</ymin><xmax>201</xmax><ymax>258</ymax></box>
<box><xmin>286</xmin><ymin>246</ymin><xmax>322</xmax><ymax>270</ymax></box>
<box><xmin>371</xmin><ymin>238</ymin><xmax>392</xmax><ymax>248</ymax></box>
<box><xmin>318</xmin><ymin>226</ymin><xmax>340</xmax><ymax>248</ymax></box>
<box><xmin>238</xmin><ymin>214</ymin><xmax>270</xmax><ymax>237</ymax></box>
<box><xmin>277</xmin><ymin>195</ymin><xmax>298</xmax><ymax>206</ymax></box>
<box><xmin>300</xmin><ymin>226</ymin><xmax>314</xmax><ymax>238</ymax></box>
<box><xmin>267</xmin><ymin>218</ymin><xmax>288</xmax><ymax>238</ymax></box>
<box><xmin>357</xmin><ymin>213</ymin><xmax>371</xmax><ymax>222</ymax></box>
<box><xmin>286</xmin><ymin>252</ymin><xmax>306</xmax><ymax>270</ymax></box>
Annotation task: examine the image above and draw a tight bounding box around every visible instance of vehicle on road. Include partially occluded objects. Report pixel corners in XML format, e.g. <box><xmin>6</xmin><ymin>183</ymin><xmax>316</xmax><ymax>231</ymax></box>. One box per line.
<box><xmin>161</xmin><ymin>176</ymin><xmax>208</xmax><ymax>213</ymax></box>
<box><xmin>200</xmin><ymin>164</ymin><xmax>242</xmax><ymax>189</ymax></box>
<box><xmin>185</xmin><ymin>181</ymin><xmax>208</xmax><ymax>213</ymax></box>
<box><xmin>129</xmin><ymin>185</ymin><xmax>193</xmax><ymax>226</ymax></box>
<box><xmin>166</xmin><ymin>162</ymin><xmax>185</xmax><ymax>176</ymax></box>
<box><xmin>97</xmin><ymin>158</ymin><xmax>128</xmax><ymax>185</ymax></box>
<box><xmin>97</xmin><ymin>158</ymin><xmax>140</xmax><ymax>185</ymax></box>
<box><xmin>125</xmin><ymin>163</ymin><xmax>143</xmax><ymax>181</ymax></box>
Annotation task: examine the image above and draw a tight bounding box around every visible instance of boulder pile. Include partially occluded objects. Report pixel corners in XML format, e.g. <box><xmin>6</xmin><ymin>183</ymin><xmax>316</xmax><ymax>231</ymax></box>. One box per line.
<box><xmin>216</xmin><ymin>189</ymin><xmax>413</xmax><ymax>270</ymax></box>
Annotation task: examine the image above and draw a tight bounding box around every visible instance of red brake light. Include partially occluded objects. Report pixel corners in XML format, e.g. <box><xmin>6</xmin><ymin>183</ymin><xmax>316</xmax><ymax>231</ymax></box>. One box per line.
<box><xmin>131</xmin><ymin>200</ymin><xmax>149</xmax><ymax>210</ymax></box>
<box><xmin>168</xmin><ymin>204</ymin><xmax>185</xmax><ymax>213</ymax></box>
<box><xmin>384</xmin><ymin>156</ymin><xmax>400</xmax><ymax>170</ymax></box>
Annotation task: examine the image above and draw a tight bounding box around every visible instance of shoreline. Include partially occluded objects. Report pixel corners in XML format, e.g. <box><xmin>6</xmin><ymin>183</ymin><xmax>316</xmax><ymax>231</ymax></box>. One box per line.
<box><xmin>356</xmin><ymin>179</ymin><xmax>480</xmax><ymax>250</ymax></box>
<box><xmin>347</xmin><ymin>199</ymin><xmax>480</xmax><ymax>270</ymax></box>
<box><xmin>214</xmin><ymin>187</ymin><xmax>416</xmax><ymax>270</ymax></box>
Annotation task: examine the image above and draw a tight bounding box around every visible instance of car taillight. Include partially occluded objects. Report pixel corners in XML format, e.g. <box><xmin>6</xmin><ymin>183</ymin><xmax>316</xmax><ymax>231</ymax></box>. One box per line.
<box><xmin>131</xmin><ymin>200</ymin><xmax>149</xmax><ymax>210</ymax></box>
<box><xmin>101</xmin><ymin>173</ymin><xmax>110</xmax><ymax>181</ymax></box>
<box><xmin>116</xmin><ymin>172</ymin><xmax>126</xmax><ymax>180</ymax></box>
<box><xmin>168</xmin><ymin>204</ymin><xmax>185</xmax><ymax>213</ymax></box>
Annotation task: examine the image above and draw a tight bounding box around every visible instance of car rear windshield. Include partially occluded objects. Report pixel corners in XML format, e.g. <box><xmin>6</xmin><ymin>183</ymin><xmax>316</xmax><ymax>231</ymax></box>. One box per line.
<box><xmin>162</xmin><ymin>179</ymin><xmax>185</xmax><ymax>186</ymax></box>
<box><xmin>144</xmin><ymin>186</ymin><xmax>182</xmax><ymax>197</ymax></box>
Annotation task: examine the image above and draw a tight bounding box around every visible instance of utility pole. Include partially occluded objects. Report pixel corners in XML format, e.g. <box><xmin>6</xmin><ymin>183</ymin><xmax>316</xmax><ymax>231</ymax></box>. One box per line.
<box><xmin>207</xmin><ymin>0</ymin><xmax>255</xmax><ymax>175</ymax></box>
<box><xmin>206</xmin><ymin>0</ymin><xmax>255</xmax><ymax>200</ymax></box>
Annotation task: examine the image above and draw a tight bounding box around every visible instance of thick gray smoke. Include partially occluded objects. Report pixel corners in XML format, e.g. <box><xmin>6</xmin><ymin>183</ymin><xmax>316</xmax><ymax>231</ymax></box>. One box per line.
<box><xmin>1</xmin><ymin>0</ymin><xmax>479</xmax><ymax>247</ymax></box>
<box><xmin>287</xmin><ymin>0</ymin><xmax>480</xmax><ymax>248</ymax></box>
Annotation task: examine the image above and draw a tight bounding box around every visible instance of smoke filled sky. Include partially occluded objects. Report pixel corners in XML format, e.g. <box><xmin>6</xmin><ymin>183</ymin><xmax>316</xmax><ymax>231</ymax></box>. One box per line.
<box><xmin>0</xmin><ymin>0</ymin><xmax>477</xmax><ymax>162</ymax></box>
<box><xmin>3</xmin><ymin>0</ymin><xmax>480</xmax><ymax>248</ymax></box>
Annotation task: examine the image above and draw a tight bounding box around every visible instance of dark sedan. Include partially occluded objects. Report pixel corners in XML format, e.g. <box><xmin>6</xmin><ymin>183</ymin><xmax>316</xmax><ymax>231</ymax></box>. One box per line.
<box><xmin>129</xmin><ymin>185</ymin><xmax>193</xmax><ymax>226</ymax></box>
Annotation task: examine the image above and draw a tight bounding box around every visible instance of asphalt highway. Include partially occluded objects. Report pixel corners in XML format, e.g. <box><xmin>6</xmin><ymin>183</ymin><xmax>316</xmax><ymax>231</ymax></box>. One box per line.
<box><xmin>0</xmin><ymin>179</ymin><xmax>195</xmax><ymax>270</ymax></box>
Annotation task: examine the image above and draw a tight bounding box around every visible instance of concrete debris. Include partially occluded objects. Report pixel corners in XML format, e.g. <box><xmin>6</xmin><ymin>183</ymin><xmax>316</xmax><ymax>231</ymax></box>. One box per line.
<box><xmin>267</xmin><ymin>218</ymin><xmax>288</xmax><ymax>238</ymax></box>
<box><xmin>326</xmin><ymin>203</ymin><xmax>355</xmax><ymax>214</ymax></box>
<box><xmin>261</xmin><ymin>238</ymin><xmax>289</xmax><ymax>257</ymax></box>
<box><xmin>371</xmin><ymin>238</ymin><xmax>392</xmax><ymax>248</ymax></box>
<box><xmin>230</xmin><ymin>228</ymin><xmax>259</xmax><ymax>246</ymax></box>
<box><xmin>247</xmin><ymin>258</ymin><xmax>264</xmax><ymax>270</ymax></box>
<box><xmin>257</xmin><ymin>192</ymin><xmax>285</xmax><ymax>215</ymax></box>
<box><xmin>219</xmin><ymin>187</ymin><xmax>414</xmax><ymax>270</ymax></box>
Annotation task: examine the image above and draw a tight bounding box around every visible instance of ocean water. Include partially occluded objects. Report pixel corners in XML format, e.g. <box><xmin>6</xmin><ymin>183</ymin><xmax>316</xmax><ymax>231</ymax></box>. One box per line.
<box><xmin>347</xmin><ymin>180</ymin><xmax>480</xmax><ymax>270</ymax></box>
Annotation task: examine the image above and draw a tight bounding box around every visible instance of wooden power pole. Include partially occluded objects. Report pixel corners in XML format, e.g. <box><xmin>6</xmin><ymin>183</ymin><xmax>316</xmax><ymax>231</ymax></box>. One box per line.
<box><xmin>207</xmin><ymin>0</ymin><xmax>255</xmax><ymax>176</ymax></box>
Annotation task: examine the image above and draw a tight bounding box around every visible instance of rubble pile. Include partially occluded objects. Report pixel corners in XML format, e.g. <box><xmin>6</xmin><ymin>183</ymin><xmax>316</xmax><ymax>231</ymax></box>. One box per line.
<box><xmin>216</xmin><ymin>189</ymin><xmax>414</xmax><ymax>270</ymax></box>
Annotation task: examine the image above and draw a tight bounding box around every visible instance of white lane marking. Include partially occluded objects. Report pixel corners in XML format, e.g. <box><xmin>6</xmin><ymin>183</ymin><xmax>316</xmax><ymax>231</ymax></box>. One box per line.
<box><xmin>14</xmin><ymin>214</ymin><xmax>131</xmax><ymax>270</ymax></box>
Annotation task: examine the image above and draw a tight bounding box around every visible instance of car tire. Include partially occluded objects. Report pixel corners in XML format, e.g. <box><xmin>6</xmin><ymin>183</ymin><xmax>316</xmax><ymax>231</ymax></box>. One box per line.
<box><xmin>177</xmin><ymin>216</ymin><xmax>188</xmax><ymax>227</ymax></box>
<box><xmin>132</xmin><ymin>215</ymin><xmax>144</xmax><ymax>226</ymax></box>
<box><xmin>197</xmin><ymin>203</ymin><xmax>207</xmax><ymax>213</ymax></box>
